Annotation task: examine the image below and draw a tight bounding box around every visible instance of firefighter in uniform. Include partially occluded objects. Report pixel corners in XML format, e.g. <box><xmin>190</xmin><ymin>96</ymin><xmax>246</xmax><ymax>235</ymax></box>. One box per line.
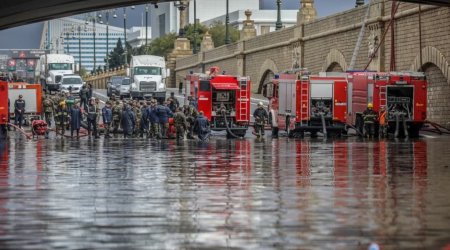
<box><xmin>147</xmin><ymin>99</ymin><xmax>160</xmax><ymax>139</ymax></box>
<box><xmin>193</xmin><ymin>111</ymin><xmax>210</xmax><ymax>141</ymax></box>
<box><xmin>173</xmin><ymin>107</ymin><xmax>187</xmax><ymax>141</ymax></box>
<box><xmin>42</xmin><ymin>94</ymin><xmax>54</xmax><ymax>127</ymax></box>
<box><xmin>79</xmin><ymin>85</ymin><xmax>89</xmax><ymax>110</ymax></box>
<box><xmin>112</xmin><ymin>100</ymin><xmax>122</xmax><ymax>134</ymax></box>
<box><xmin>140</xmin><ymin>102</ymin><xmax>149</xmax><ymax>138</ymax></box>
<box><xmin>102</xmin><ymin>101</ymin><xmax>113</xmax><ymax>138</ymax></box>
<box><xmin>379</xmin><ymin>106</ymin><xmax>387</xmax><ymax>138</ymax></box>
<box><xmin>55</xmin><ymin>101</ymin><xmax>69</xmax><ymax>136</ymax></box>
<box><xmin>363</xmin><ymin>103</ymin><xmax>378</xmax><ymax>138</ymax></box>
<box><xmin>14</xmin><ymin>95</ymin><xmax>26</xmax><ymax>129</ymax></box>
<box><xmin>87</xmin><ymin>98</ymin><xmax>100</xmax><ymax>139</ymax></box>
<box><xmin>132</xmin><ymin>102</ymin><xmax>142</xmax><ymax>138</ymax></box>
<box><xmin>184</xmin><ymin>104</ymin><xmax>198</xmax><ymax>139</ymax></box>
<box><xmin>253</xmin><ymin>102</ymin><xmax>268</xmax><ymax>137</ymax></box>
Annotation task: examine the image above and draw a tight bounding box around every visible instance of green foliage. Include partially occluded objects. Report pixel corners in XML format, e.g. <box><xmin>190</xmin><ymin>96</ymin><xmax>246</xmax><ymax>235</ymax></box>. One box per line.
<box><xmin>143</xmin><ymin>33</ymin><xmax>177</xmax><ymax>59</ymax></box>
<box><xmin>207</xmin><ymin>21</ymin><xmax>240</xmax><ymax>47</ymax></box>
<box><xmin>106</xmin><ymin>38</ymin><xmax>125</xmax><ymax>69</ymax></box>
<box><xmin>184</xmin><ymin>23</ymin><xmax>208</xmax><ymax>52</ymax></box>
<box><xmin>79</xmin><ymin>67</ymin><xmax>88</xmax><ymax>78</ymax></box>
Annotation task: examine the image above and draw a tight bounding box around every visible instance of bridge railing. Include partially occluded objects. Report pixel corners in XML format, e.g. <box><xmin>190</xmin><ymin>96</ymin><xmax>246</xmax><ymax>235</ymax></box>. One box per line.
<box><xmin>84</xmin><ymin>66</ymin><xmax>127</xmax><ymax>90</ymax></box>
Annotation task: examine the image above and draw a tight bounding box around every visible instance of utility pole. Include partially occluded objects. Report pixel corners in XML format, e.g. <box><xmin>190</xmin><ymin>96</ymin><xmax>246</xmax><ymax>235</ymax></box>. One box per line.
<box><xmin>225</xmin><ymin>0</ymin><xmax>230</xmax><ymax>44</ymax></box>
<box><xmin>276</xmin><ymin>0</ymin><xmax>283</xmax><ymax>30</ymax></box>
<box><xmin>193</xmin><ymin>0</ymin><xmax>198</xmax><ymax>54</ymax></box>
<box><xmin>145</xmin><ymin>5</ymin><xmax>149</xmax><ymax>47</ymax></box>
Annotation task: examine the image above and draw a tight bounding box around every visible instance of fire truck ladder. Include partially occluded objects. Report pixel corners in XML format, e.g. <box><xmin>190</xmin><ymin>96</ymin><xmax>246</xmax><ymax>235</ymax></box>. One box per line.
<box><xmin>239</xmin><ymin>78</ymin><xmax>249</xmax><ymax>121</ymax></box>
<box><xmin>348</xmin><ymin>0</ymin><xmax>373</xmax><ymax>70</ymax></box>
<box><xmin>379</xmin><ymin>86</ymin><xmax>387</xmax><ymax>108</ymax></box>
<box><xmin>300</xmin><ymin>80</ymin><xmax>309</xmax><ymax>126</ymax></box>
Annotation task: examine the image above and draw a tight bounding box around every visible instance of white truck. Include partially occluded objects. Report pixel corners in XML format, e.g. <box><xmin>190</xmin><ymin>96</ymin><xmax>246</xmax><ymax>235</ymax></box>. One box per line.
<box><xmin>36</xmin><ymin>54</ymin><xmax>75</xmax><ymax>93</ymax></box>
<box><xmin>128</xmin><ymin>55</ymin><xmax>168</xmax><ymax>102</ymax></box>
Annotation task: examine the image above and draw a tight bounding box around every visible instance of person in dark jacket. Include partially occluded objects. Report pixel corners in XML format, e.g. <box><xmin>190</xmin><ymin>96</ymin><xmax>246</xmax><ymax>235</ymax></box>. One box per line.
<box><xmin>253</xmin><ymin>102</ymin><xmax>268</xmax><ymax>137</ymax></box>
<box><xmin>146</xmin><ymin>99</ymin><xmax>160</xmax><ymax>139</ymax></box>
<box><xmin>14</xmin><ymin>95</ymin><xmax>26</xmax><ymax>129</ymax></box>
<box><xmin>140</xmin><ymin>102</ymin><xmax>149</xmax><ymax>138</ymax></box>
<box><xmin>156</xmin><ymin>101</ymin><xmax>173</xmax><ymax>139</ymax></box>
<box><xmin>167</xmin><ymin>92</ymin><xmax>179</xmax><ymax>113</ymax></box>
<box><xmin>102</xmin><ymin>101</ymin><xmax>113</xmax><ymax>138</ymax></box>
<box><xmin>193</xmin><ymin>111</ymin><xmax>210</xmax><ymax>141</ymax></box>
<box><xmin>86</xmin><ymin>98</ymin><xmax>100</xmax><ymax>139</ymax></box>
<box><xmin>70</xmin><ymin>102</ymin><xmax>82</xmax><ymax>139</ymax></box>
<box><xmin>121</xmin><ymin>103</ymin><xmax>135</xmax><ymax>138</ymax></box>
<box><xmin>87</xmin><ymin>83</ymin><xmax>93</xmax><ymax>100</ymax></box>
<box><xmin>79</xmin><ymin>85</ymin><xmax>89</xmax><ymax>111</ymax></box>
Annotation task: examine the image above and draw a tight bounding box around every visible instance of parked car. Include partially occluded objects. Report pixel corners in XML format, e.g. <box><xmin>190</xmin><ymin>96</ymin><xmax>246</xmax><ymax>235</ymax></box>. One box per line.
<box><xmin>118</xmin><ymin>77</ymin><xmax>132</xmax><ymax>99</ymax></box>
<box><xmin>60</xmin><ymin>74</ymin><xmax>84</xmax><ymax>96</ymax></box>
<box><xmin>107</xmin><ymin>76</ymin><xmax>126</xmax><ymax>97</ymax></box>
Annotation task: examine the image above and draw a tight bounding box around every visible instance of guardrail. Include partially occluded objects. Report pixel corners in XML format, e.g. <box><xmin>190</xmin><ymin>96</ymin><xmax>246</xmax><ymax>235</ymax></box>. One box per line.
<box><xmin>84</xmin><ymin>66</ymin><xmax>127</xmax><ymax>90</ymax></box>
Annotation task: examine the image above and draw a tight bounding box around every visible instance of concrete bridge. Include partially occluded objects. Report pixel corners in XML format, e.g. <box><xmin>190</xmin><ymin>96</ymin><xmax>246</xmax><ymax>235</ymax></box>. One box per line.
<box><xmin>172</xmin><ymin>1</ymin><xmax>450</xmax><ymax>127</ymax></box>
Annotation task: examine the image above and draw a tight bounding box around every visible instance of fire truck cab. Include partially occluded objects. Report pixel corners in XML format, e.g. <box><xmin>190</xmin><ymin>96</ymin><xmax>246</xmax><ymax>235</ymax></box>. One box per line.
<box><xmin>185</xmin><ymin>69</ymin><xmax>251</xmax><ymax>138</ymax></box>
<box><xmin>348</xmin><ymin>71</ymin><xmax>427</xmax><ymax>137</ymax></box>
<box><xmin>0</xmin><ymin>81</ymin><xmax>8</xmax><ymax>138</ymax></box>
<box><xmin>263</xmin><ymin>69</ymin><xmax>348</xmax><ymax>138</ymax></box>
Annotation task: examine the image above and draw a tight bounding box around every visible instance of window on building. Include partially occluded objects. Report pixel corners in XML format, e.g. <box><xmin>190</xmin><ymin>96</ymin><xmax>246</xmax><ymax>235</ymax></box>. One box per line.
<box><xmin>159</xmin><ymin>14</ymin><xmax>166</xmax><ymax>37</ymax></box>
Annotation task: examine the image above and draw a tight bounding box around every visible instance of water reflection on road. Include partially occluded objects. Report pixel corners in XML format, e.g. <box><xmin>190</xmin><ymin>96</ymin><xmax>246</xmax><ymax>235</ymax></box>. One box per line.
<box><xmin>0</xmin><ymin>136</ymin><xmax>450</xmax><ymax>249</ymax></box>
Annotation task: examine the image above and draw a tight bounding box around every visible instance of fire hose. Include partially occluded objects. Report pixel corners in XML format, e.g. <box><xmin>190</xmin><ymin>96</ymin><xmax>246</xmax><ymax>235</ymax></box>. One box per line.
<box><xmin>7</xmin><ymin>123</ymin><xmax>32</xmax><ymax>140</ymax></box>
<box><xmin>221</xmin><ymin>109</ymin><xmax>241</xmax><ymax>139</ymax></box>
<box><xmin>321</xmin><ymin>113</ymin><xmax>327</xmax><ymax>139</ymax></box>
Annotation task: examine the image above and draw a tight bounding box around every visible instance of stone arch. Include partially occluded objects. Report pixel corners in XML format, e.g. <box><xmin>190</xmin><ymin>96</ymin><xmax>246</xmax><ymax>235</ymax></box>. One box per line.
<box><xmin>258</xmin><ymin>59</ymin><xmax>278</xmax><ymax>93</ymax></box>
<box><xmin>326</xmin><ymin>62</ymin><xmax>344</xmax><ymax>72</ymax></box>
<box><xmin>410</xmin><ymin>46</ymin><xmax>450</xmax><ymax>84</ymax></box>
<box><xmin>322</xmin><ymin>49</ymin><xmax>348</xmax><ymax>72</ymax></box>
<box><xmin>410</xmin><ymin>46</ymin><xmax>450</xmax><ymax>126</ymax></box>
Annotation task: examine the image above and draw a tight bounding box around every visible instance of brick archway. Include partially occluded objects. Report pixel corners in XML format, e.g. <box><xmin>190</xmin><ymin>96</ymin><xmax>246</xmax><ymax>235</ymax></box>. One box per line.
<box><xmin>258</xmin><ymin>59</ymin><xmax>279</xmax><ymax>93</ymax></box>
<box><xmin>322</xmin><ymin>49</ymin><xmax>348</xmax><ymax>72</ymax></box>
<box><xmin>410</xmin><ymin>46</ymin><xmax>450</xmax><ymax>126</ymax></box>
<box><xmin>410</xmin><ymin>46</ymin><xmax>450</xmax><ymax>84</ymax></box>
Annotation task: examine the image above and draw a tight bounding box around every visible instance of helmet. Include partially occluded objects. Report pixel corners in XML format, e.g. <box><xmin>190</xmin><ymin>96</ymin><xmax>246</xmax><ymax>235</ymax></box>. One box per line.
<box><xmin>258</xmin><ymin>102</ymin><xmax>263</xmax><ymax>107</ymax></box>
<box><xmin>367</xmin><ymin>103</ymin><xmax>373</xmax><ymax>108</ymax></box>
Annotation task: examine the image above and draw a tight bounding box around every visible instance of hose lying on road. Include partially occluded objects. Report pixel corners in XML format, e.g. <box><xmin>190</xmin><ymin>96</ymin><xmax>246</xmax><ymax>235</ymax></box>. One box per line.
<box><xmin>221</xmin><ymin>109</ymin><xmax>241</xmax><ymax>139</ymax></box>
<box><xmin>7</xmin><ymin>123</ymin><xmax>32</xmax><ymax>140</ymax></box>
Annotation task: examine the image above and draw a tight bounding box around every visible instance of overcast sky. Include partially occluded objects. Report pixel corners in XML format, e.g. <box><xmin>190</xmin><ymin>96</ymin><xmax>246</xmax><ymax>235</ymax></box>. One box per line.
<box><xmin>0</xmin><ymin>0</ymin><xmax>365</xmax><ymax>49</ymax></box>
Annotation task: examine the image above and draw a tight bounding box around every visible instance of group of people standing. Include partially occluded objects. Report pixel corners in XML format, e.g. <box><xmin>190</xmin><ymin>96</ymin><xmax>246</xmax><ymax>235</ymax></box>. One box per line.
<box><xmin>41</xmin><ymin>90</ymin><xmax>210</xmax><ymax>141</ymax></box>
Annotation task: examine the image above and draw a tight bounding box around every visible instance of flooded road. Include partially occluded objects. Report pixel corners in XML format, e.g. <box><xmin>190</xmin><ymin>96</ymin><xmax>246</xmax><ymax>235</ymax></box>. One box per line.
<box><xmin>1</xmin><ymin>135</ymin><xmax>450</xmax><ymax>249</ymax></box>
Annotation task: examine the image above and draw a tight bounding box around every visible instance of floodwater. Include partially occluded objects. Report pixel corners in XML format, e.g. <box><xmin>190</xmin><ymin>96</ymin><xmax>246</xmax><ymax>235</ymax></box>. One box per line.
<box><xmin>0</xmin><ymin>134</ymin><xmax>450</xmax><ymax>250</ymax></box>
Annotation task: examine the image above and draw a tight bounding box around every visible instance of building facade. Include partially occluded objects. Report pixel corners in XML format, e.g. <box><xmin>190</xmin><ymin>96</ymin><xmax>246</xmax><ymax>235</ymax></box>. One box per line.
<box><xmin>40</xmin><ymin>17</ymin><xmax>127</xmax><ymax>71</ymax></box>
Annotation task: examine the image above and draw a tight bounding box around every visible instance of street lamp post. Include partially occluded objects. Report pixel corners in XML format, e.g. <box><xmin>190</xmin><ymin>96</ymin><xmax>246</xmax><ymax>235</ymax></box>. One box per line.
<box><xmin>225</xmin><ymin>0</ymin><xmax>231</xmax><ymax>44</ymax></box>
<box><xmin>122</xmin><ymin>6</ymin><xmax>134</xmax><ymax>66</ymax></box>
<box><xmin>72</xmin><ymin>24</ymin><xmax>86</xmax><ymax>73</ymax></box>
<box><xmin>145</xmin><ymin>4</ymin><xmax>149</xmax><ymax>47</ymax></box>
<box><xmin>276</xmin><ymin>0</ymin><xmax>283</xmax><ymax>30</ymax></box>
<box><xmin>193</xmin><ymin>0</ymin><xmax>198</xmax><ymax>54</ymax></box>
<box><xmin>174</xmin><ymin>1</ymin><xmax>188</xmax><ymax>38</ymax></box>
<box><xmin>65</xmin><ymin>32</ymin><xmax>70</xmax><ymax>54</ymax></box>
<box><xmin>99</xmin><ymin>10</ymin><xmax>117</xmax><ymax>71</ymax></box>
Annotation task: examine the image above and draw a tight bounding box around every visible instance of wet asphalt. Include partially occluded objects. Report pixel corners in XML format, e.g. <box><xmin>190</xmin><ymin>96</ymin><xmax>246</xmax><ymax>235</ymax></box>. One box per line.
<box><xmin>1</xmin><ymin>132</ymin><xmax>450</xmax><ymax>249</ymax></box>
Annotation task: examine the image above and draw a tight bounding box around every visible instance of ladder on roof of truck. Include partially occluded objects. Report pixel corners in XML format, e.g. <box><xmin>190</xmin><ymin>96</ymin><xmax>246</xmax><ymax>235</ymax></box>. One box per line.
<box><xmin>300</xmin><ymin>80</ymin><xmax>309</xmax><ymax>125</ymax></box>
<box><xmin>348</xmin><ymin>0</ymin><xmax>373</xmax><ymax>70</ymax></box>
<box><xmin>239</xmin><ymin>78</ymin><xmax>249</xmax><ymax>121</ymax></box>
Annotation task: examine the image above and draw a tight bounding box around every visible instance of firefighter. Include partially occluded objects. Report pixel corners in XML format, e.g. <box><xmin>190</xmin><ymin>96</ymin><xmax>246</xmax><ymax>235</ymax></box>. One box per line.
<box><xmin>65</xmin><ymin>88</ymin><xmax>75</xmax><ymax>113</ymax></box>
<box><xmin>140</xmin><ymin>102</ymin><xmax>149</xmax><ymax>138</ymax></box>
<box><xmin>79</xmin><ymin>85</ymin><xmax>89</xmax><ymax>110</ymax></box>
<box><xmin>146</xmin><ymin>99</ymin><xmax>160</xmax><ymax>139</ymax></box>
<box><xmin>86</xmin><ymin>98</ymin><xmax>99</xmax><ymax>139</ymax></box>
<box><xmin>167</xmin><ymin>92</ymin><xmax>179</xmax><ymax>113</ymax></box>
<box><xmin>363</xmin><ymin>103</ymin><xmax>378</xmax><ymax>138</ymax></box>
<box><xmin>14</xmin><ymin>95</ymin><xmax>26</xmax><ymax>129</ymax></box>
<box><xmin>133</xmin><ymin>102</ymin><xmax>142</xmax><ymax>138</ymax></box>
<box><xmin>121</xmin><ymin>103</ymin><xmax>135</xmax><ymax>138</ymax></box>
<box><xmin>379</xmin><ymin>106</ymin><xmax>387</xmax><ymax>138</ymax></box>
<box><xmin>156</xmin><ymin>101</ymin><xmax>173</xmax><ymax>139</ymax></box>
<box><xmin>102</xmin><ymin>101</ymin><xmax>113</xmax><ymax>139</ymax></box>
<box><xmin>70</xmin><ymin>101</ymin><xmax>82</xmax><ymax>139</ymax></box>
<box><xmin>112</xmin><ymin>100</ymin><xmax>122</xmax><ymax>134</ymax></box>
<box><xmin>184</xmin><ymin>104</ymin><xmax>198</xmax><ymax>139</ymax></box>
<box><xmin>87</xmin><ymin>83</ymin><xmax>93</xmax><ymax>100</ymax></box>
<box><xmin>173</xmin><ymin>107</ymin><xmax>187</xmax><ymax>141</ymax></box>
<box><xmin>193</xmin><ymin>111</ymin><xmax>210</xmax><ymax>141</ymax></box>
<box><xmin>42</xmin><ymin>93</ymin><xmax>54</xmax><ymax>127</ymax></box>
<box><xmin>253</xmin><ymin>102</ymin><xmax>268</xmax><ymax>137</ymax></box>
<box><xmin>55</xmin><ymin>101</ymin><xmax>69</xmax><ymax>136</ymax></box>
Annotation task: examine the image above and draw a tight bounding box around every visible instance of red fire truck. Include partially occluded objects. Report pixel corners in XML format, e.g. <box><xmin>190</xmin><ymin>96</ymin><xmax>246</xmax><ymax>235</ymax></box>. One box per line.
<box><xmin>348</xmin><ymin>71</ymin><xmax>427</xmax><ymax>137</ymax></box>
<box><xmin>0</xmin><ymin>81</ymin><xmax>8</xmax><ymax>137</ymax></box>
<box><xmin>263</xmin><ymin>69</ymin><xmax>348</xmax><ymax>138</ymax></box>
<box><xmin>185</xmin><ymin>69</ymin><xmax>251</xmax><ymax>138</ymax></box>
